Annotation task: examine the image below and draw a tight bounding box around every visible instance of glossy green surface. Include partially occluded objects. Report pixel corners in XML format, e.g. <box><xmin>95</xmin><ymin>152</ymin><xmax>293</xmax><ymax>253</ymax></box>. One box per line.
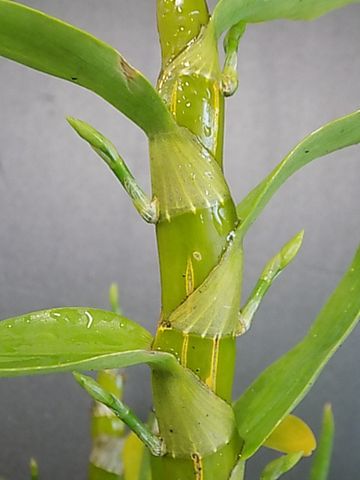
<box><xmin>154</xmin><ymin>329</ymin><xmax>236</xmax><ymax>401</ymax></box>
<box><xmin>237</xmin><ymin>110</ymin><xmax>360</xmax><ymax>237</ymax></box>
<box><xmin>309</xmin><ymin>405</ymin><xmax>335</xmax><ymax>480</ymax></box>
<box><xmin>0</xmin><ymin>2</ymin><xmax>358</xmax><ymax>479</ymax></box>
<box><xmin>157</xmin><ymin>22</ymin><xmax>225</xmax><ymax>164</ymax></box>
<box><xmin>157</xmin><ymin>0</ymin><xmax>209</xmax><ymax>66</ymax></box>
<box><xmin>234</xmin><ymin>245</ymin><xmax>360</xmax><ymax>459</ymax></box>
<box><xmin>0</xmin><ymin>307</ymin><xmax>165</xmax><ymax>375</ymax></box>
<box><xmin>0</xmin><ymin>0</ymin><xmax>174</xmax><ymax>135</ymax></box>
<box><xmin>152</xmin><ymin>3</ymin><xmax>241</xmax><ymax>477</ymax></box>
<box><xmin>151</xmin><ymin>431</ymin><xmax>241</xmax><ymax>480</ymax></box>
<box><xmin>156</xmin><ymin>199</ymin><xmax>238</xmax><ymax>315</ymax></box>
<box><xmin>149</xmin><ymin>127</ymin><xmax>233</xmax><ymax>224</ymax></box>
<box><xmin>212</xmin><ymin>0</ymin><xmax>360</xmax><ymax>38</ymax></box>
<box><xmin>152</xmin><ymin>366</ymin><xmax>236</xmax><ymax>457</ymax></box>
<box><xmin>260</xmin><ymin>452</ymin><xmax>303</xmax><ymax>480</ymax></box>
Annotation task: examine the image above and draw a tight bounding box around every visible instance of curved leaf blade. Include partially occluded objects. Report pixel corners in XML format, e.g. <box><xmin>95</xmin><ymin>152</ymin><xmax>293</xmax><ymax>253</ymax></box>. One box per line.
<box><xmin>0</xmin><ymin>0</ymin><xmax>173</xmax><ymax>135</ymax></box>
<box><xmin>236</xmin><ymin>110</ymin><xmax>360</xmax><ymax>236</ymax></box>
<box><xmin>309</xmin><ymin>404</ymin><xmax>335</xmax><ymax>480</ymax></box>
<box><xmin>233</xmin><ymin>245</ymin><xmax>360</xmax><ymax>458</ymax></box>
<box><xmin>260</xmin><ymin>452</ymin><xmax>303</xmax><ymax>480</ymax></box>
<box><xmin>263</xmin><ymin>414</ymin><xmax>316</xmax><ymax>456</ymax></box>
<box><xmin>0</xmin><ymin>307</ymin><xmax>236</xmax><ymax>458</ymax></box>
<box><xmin>0</xmin><ymin>307</ymin><xmax>159</xmax><ymax>376</ymax></box>
<box><xmin>212</xmin><ymin>0</ymin><xmax>360</xmax><ymax>38</ymax></box>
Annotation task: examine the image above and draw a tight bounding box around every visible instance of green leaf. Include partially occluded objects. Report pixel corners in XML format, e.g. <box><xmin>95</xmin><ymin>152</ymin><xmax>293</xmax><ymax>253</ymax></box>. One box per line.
<box><xmin>239</xmin><ymin>231</ymin><xmax>304</xmax><ymax>334</ymax></box>
<box><xmin>309</xmin><ymin>404</ymin><xmax>335</xmax><ymax>480</ymax></box>
<box><xmin>212</xmin><ymin>0</ymin><xmax>360</xmax><ymax>38</ymax></box>
<box><xmin>0</xmin><ymin>307</ymin><xmax>236</xmax><ymax>458</ymax></box>
<box><xmin>260</xmin><ymin>452</ymin><xmax>303</xmax><ymax>480</ymax></box>
<box><xmin>233</xmin><ymin>245</ymin><xmax>360</xmax><ymax>459</ymax></box>
<box><xmin>236</xmin><ymin>110</ymin><xmax>360</xmax><ymax>237</ymax></box>
<box><xmin>74</xmin><ymin>372</ymin><xmax>164</xmax><ymax>457</ymax></box>
<box><xmin>0</xmin><ymin>307</ymin><xmax>158</xmax><ymax>376</ymax></box>
<box><xmin>67</xmin><ymin>117</ymin><xmax>158</xmax><ymax>223</ymax></box>
<box><xmin>0</xmin><ymin>0</ymin><xmax>173</xmax><ymax>136</ymax></box>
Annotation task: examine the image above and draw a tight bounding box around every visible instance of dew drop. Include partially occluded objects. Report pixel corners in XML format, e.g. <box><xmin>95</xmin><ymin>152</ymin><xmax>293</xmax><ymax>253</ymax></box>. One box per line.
<box><xmin>226</xmin><ymin>230</ymin><xmax>236</xmax><ymax>242</ymax></box>
<box><xmin>193</xmin><ymin>251</ymin><xmax>202</xmax><ymax>261</ymax></box>
<box><xmin>85</xmin><ymin>311</ymin><xmax>93</xmax><ymax>329</ymax></box>
<box><xmin>204</xmin><ymin>125</ymin><xmax>212</xmax><ymax>137</ymax></box>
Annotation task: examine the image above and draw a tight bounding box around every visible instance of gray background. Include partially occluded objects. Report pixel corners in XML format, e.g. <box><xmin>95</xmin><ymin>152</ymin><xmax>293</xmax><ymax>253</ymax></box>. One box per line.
<box><xmin>0</xmin><ymin>1</ymin><xmax>359</xmax><ymax>478</ymax></box>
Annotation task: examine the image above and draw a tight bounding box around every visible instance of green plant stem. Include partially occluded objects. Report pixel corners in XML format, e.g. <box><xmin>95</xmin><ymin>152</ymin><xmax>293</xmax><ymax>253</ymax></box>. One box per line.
<box><xmin>151</xmin><ymin>1</ymin><xmax>242</xmax><ymax>478</ymax></box>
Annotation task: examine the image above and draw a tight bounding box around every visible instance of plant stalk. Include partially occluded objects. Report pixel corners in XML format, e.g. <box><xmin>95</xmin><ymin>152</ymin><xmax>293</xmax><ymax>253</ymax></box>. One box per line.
<box><xmin>151</xmin><ymin>1</ymin><xmax>242</xmax><ymax>478</ymax></box>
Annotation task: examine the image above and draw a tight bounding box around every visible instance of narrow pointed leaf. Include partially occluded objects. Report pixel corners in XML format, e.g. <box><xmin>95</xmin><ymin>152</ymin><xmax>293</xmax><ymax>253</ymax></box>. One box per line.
<box><xmin>90</xmin><ymin>370</ymin><xmax>125</xmax><ymax>480</ymax></box>
<box><xmin>309</xmin><ymin>404</ymin><xmax>335</xmax><ymax>480</ymax></box>
<box><xmin>263</xmin><ymin>414</ymin><xmax>316</xmax><ymax>456</ymax></box>
<box><xmin>0</xmin><ymin>307</ymin><xmax>159</xmax><ymax>376</ymax></box>
<box><xmin>74</xmin><ymin>372</ymin><xmax>164</xmax><ymax>457</ymax></box>
<box><xmin>212</xmin><ymin>0</ymin><xmax>360</xmax><ymax>38</ymax></box>
<box><xmin>236</xmin><ymin>110</ymin><xmax>360</xmax><ymax>236</ymax></box>
<box><xmin>233</xmin><ymin>245</ymin><xmax>360</xmax><ymax>458</ymax></box>
<box><xmin>239</xmin><ymin>231</ymin><xmax>303</xmax><ymax>333</ymax></box>
<box><xmin>0</xmin><ymin>0</ymin><xmax>173</xmax><ymax>135</ymax></box>
<box><xmin>260</xmin><ymin>452</ymin><xmax>303</xmax><ymax>480</ymax></box>
<box><xmin>30</xmin><ymin>458</ymin><xmax>39</xmax><ymax>480</ymax></box>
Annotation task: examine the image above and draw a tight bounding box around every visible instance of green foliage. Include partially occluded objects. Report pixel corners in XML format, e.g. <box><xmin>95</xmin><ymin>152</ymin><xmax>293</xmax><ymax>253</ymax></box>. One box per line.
<box><xmin>260</xmin><ymin>453</ymin><xmax>303</xmax><ymax>480</ymax></box>
<box><xmin>239</xmin><ymin>231</ymin><xmax>304</xmax><ymax>333</ymax></box>
<box><xmin>74</xmin><ymin>373</ymin><xmax>164</xmax><ymax>457</ymax></box>
<box><xmin>0</xmin><ymin>0</ymin><xmax>174</xmax><ymax>135</ymax></box>
<box><xmin>0</xmin><ymin>1</ymin><xmax>359</xmax><ymax>479</ymax></box>
<box><xmin>212</xmin><ymin>0</ymin><xmax>360</xmax><ymax>37</ymax></box>
<box><xmin>309</xmin><ymin>405</ymin><xmax>335</xmax><ymax>480</ymax></box>
<box><xmin>67</xmin><ymin>118</ymin><xmax>158</xmax><ymax>223</ymax></box>
<box><xmin>237</xmin><ymin>110</ymin><xmax>360</xmax><ymax>237</ymax></box>
<box><xmin>0</xmin><ymin>308</ymin><xmax>154</xmax><ymax>375</ymax></box>
<box><xmin>233</xmin><ymin>246</ymin><xmax>360</xmax><ymax>459</ymax></box>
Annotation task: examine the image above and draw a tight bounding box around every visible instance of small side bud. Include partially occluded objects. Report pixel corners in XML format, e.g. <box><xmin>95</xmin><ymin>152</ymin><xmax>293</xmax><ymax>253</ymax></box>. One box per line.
<box><xmin>238</xmin><ymin>230</ymin><xmax>304</xmax><ymax>333</ymax></box>
<box><xmin>67</xmin><ymin>117</ymin><xmax>158</xmax><ymax>223</ymax></box>
<box><xmin>221</xmin><ymin>22</ymin><xmax>246</xmax><ymax>97</ymax></box>
<box><xmin>73</xmin><ymin>372</ymin><xmax>165</xmax><ymax>457</ymax></box>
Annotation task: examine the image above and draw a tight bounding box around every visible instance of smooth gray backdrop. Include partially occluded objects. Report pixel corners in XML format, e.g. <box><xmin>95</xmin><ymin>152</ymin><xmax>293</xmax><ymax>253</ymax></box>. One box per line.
<box><xmin>0</xmin><ymin>1</ymin><xmax>359</xmax><ymax>479</ymax></box>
